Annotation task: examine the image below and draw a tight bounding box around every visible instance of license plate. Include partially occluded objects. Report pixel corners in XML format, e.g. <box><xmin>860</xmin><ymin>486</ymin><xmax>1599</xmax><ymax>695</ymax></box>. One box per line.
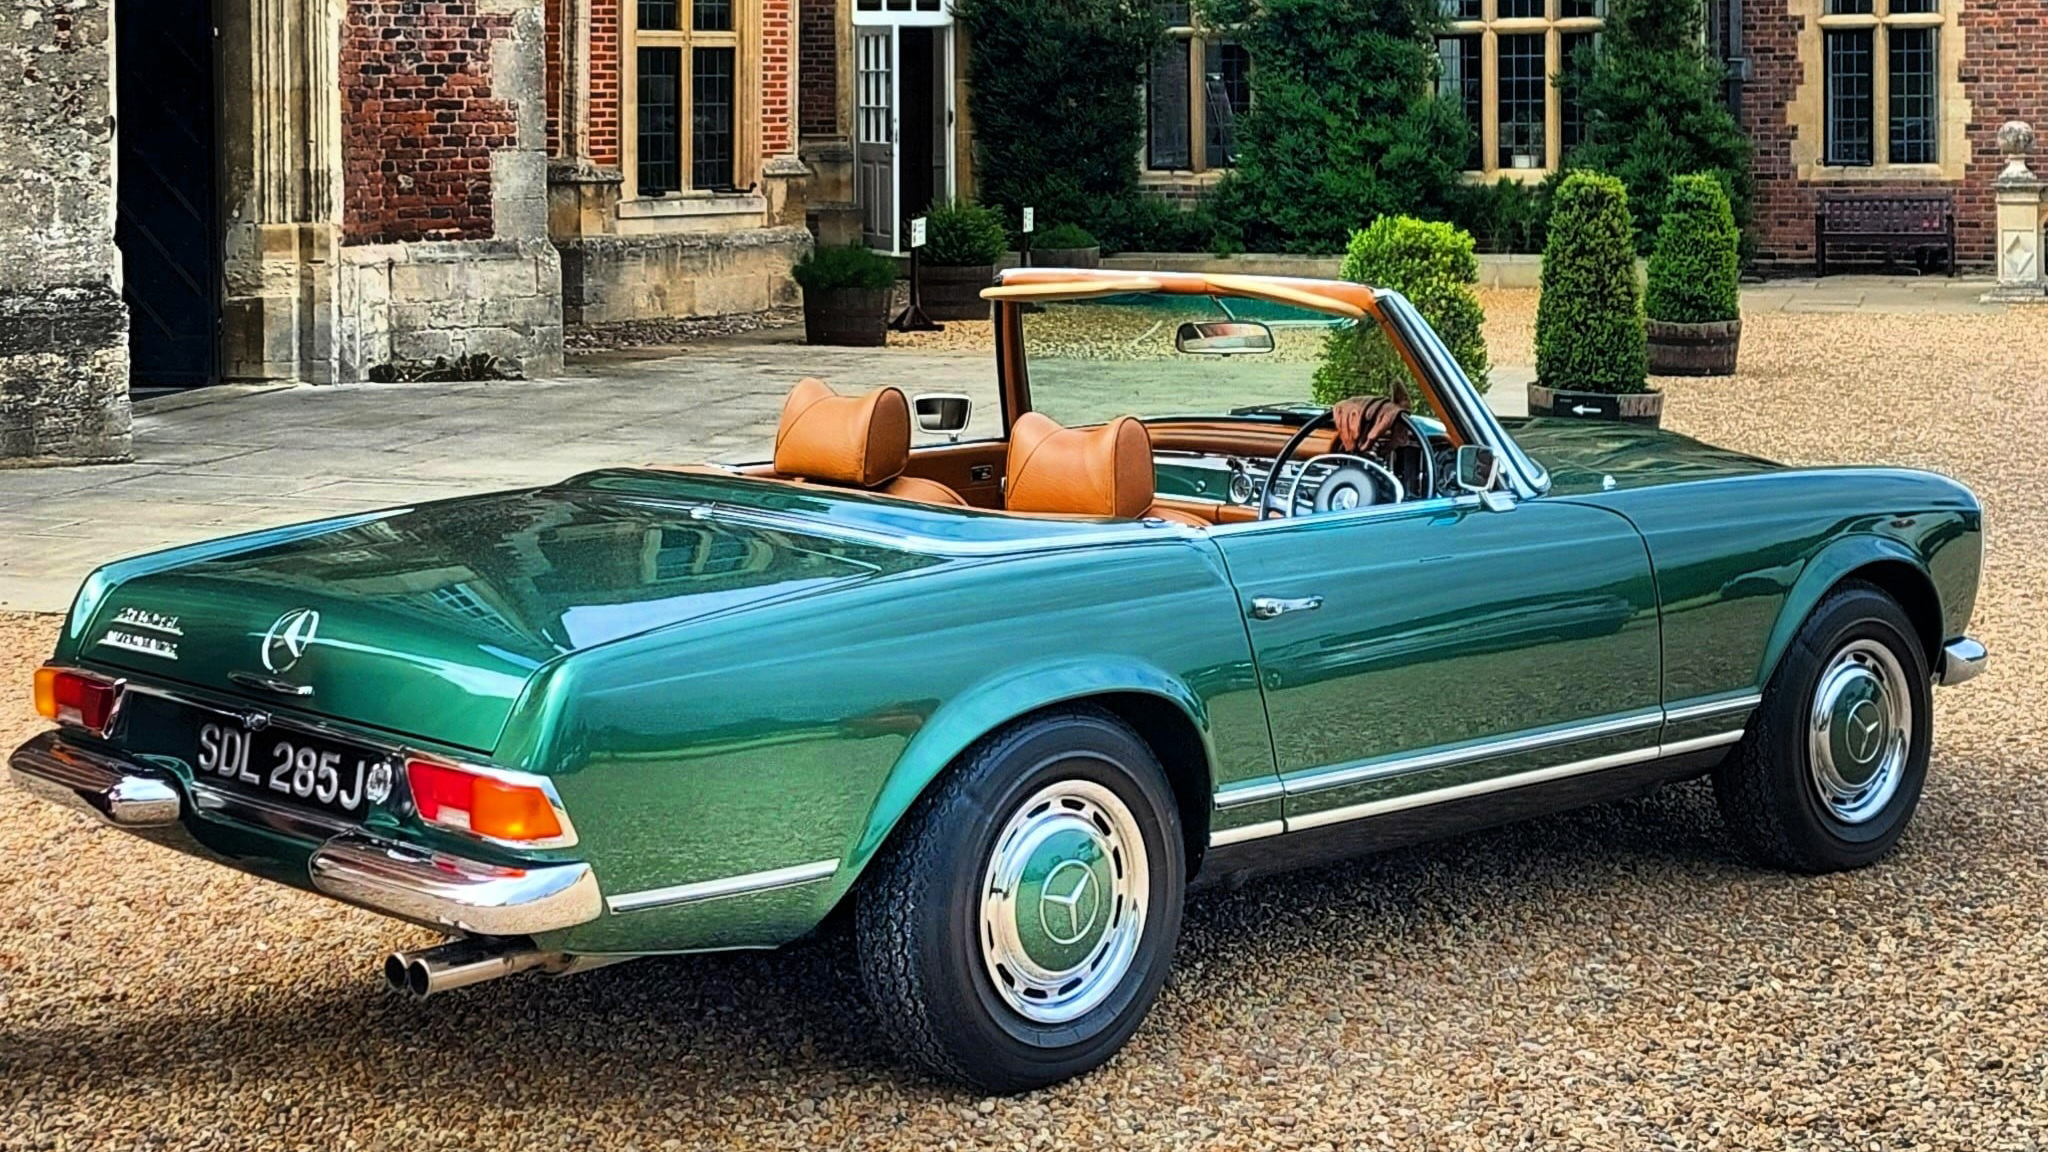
<box><xmin>189</xmin><ymin>711</ymin><xmax>397</xmax><ymax>822</ymax></box>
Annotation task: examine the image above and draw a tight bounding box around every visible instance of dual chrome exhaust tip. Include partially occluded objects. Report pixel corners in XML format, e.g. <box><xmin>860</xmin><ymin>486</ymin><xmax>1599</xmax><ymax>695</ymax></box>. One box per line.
<box><xmin>383</xmin><ymin>936</ymin><xmax>630</xmax><ymax>1000</ymax></box>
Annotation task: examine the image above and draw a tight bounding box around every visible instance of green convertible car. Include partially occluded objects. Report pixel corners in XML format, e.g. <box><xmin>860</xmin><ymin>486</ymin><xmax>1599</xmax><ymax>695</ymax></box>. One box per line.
<box><xmin>14</xmin><ymin>270</ymin><xmax>1985</xmax><ymax>1091</ymax></box>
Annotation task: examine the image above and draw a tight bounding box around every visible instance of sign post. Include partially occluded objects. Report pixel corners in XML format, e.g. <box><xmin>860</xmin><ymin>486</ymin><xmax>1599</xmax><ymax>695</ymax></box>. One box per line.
<box><xmin>1021</xmin><ymin>206</ymin><xmax>1035</xmax><ymax>268</ymax></box>
<box><xmin>890</xmin><ymin>215</ymin><xmax>943</xmax><ymax>333</ymax></box>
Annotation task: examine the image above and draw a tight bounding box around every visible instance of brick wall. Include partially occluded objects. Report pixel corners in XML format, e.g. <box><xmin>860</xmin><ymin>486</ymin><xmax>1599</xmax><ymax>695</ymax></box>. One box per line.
<box><xmin>762</xmin><ymin>0</ymin><xmax>794</xmax><ymax>156</ymax></box>
<box><xmin>1743</xmin><ymin>0</ymin><xmax>2048</xmax><ymax>270</ymax></box>
<box><xmin>341</xmin><ymin>0</ymin><xmax>519</xmax><ymax>244</ymax></box>
<box><xmin>798</xmin><ymin>0</ymin><xmax>836</xmax><ymax>139</ymax></box>
<box><xmin>590</xmin><ymin>0</ymin><xmax>621</xmax><ymax>167</ymax></box>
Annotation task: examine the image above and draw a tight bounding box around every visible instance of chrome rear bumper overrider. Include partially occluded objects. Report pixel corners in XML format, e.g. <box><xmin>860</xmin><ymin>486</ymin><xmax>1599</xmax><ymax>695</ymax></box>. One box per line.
<box><xmin>1936</xmin><ymin>636</ymin><xmax>1987</xmax><ymax>687</ymax></box>
<box><xmin>9</xmin><ymin>730</ymin><xmax>602</xmax><ymax>938</ymax></box>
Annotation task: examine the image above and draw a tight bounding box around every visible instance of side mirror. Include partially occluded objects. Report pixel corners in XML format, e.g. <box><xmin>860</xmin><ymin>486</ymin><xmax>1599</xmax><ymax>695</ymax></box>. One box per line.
<box><xmin>1175</xmin><ymin>320</ymin><xmax>1276</xmax><ymax>356</ymax></box>
<box><xmin>914</xmin><ymin>393</ymin><xmax>973</xmax><ymax>441</ymax></box>
<box><xmin>1454</xmin><ymin>444</ymin><xmax>1514</xmax><ymax>512</ymax></box>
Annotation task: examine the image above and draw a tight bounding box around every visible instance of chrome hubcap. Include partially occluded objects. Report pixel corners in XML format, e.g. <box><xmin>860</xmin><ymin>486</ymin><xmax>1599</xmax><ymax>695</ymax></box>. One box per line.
<box><xmin>1808</xmin><ymin>639</ymin><xmax>1912</xmax><ymax>824</ymax></box>
<box><xmin>979</xmin><ymin>779</ymin><xmax>1148</xmax><ymax>1024</ymax></box>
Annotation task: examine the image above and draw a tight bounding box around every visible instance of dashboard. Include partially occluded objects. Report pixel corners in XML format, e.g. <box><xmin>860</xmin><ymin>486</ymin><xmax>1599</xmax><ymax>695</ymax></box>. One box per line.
<box><xmin>1153</xmin><ymin>430</ymin><xmax>1453</xmax><ymax>517</ymax></box>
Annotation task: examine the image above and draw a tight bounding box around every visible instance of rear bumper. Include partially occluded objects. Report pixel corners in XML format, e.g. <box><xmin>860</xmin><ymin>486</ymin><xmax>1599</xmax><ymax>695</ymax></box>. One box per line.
<box><xmin>9</xmin><ymin>730</ymin><xmax>603</xmax><ymax>937</ymax></box>
<box><xmin>1936</xmin><ymin>636</ymin><xmax>1988</xmax><ymax>687</ymax></box>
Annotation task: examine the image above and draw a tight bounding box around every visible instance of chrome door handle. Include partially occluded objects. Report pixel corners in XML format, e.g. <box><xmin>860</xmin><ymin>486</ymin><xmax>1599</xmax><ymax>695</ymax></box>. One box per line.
<box><xmin>1249</xmin><ymin>595</ymin><xmax>1323</xmax><ymax>620</ymax></box>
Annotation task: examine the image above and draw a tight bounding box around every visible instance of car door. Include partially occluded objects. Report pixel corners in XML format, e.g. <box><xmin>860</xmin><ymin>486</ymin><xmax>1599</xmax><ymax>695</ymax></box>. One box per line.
<box><xmin>1210</xmin><ymin>494</ymin><xmax>1662</xmax><ymax>831</ymax></box>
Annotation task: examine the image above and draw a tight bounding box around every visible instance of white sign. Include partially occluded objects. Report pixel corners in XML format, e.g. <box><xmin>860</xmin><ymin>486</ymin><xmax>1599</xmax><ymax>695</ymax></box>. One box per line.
<box><xmin>910</xmin><ymin>217</ymin><xmax>927</xmax><ymax>249</ymax></box>
<box><xmin>1022</xmin><ymin>207</ymin><xmax>1035</xmax><ymax>234</ymax></box>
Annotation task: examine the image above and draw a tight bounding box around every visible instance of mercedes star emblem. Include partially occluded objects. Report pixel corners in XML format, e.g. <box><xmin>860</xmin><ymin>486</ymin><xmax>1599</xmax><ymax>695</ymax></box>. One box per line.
<box><xmin>1845</xmin><ymin>699</ymin><xmax>1885</xmax><ymax>764</ymax></box>
<box><xmin>261</xmin><ymin>608</ymin><xmax>321</xmax><ymax>674</ymax></box>
<box><xmin>1038</xmin><ymin>859</ymin><xmax>1102</xmax><ymax>946</ymax></box>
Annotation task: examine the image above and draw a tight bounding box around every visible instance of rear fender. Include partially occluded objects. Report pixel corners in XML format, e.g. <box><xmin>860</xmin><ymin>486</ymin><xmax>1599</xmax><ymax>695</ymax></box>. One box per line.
<box><xmin>839</xmin><ymin>657</ymin><xmax>1214</xmax><ymax>886</ymax></box>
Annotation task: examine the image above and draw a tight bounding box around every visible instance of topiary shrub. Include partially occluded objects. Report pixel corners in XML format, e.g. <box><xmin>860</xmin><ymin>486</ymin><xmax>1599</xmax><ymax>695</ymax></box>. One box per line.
<box><xmin>1312</xmin><ymin>216</ymin><xmax>1489</xmax><ymax>409</ymax></box>
<box><xmin>1200</xmin><ymin>0</ymin><xmax>1468</xmax><ymax>254</ymax></box>
<box><xmin>1535</xmin><ymin>172</ymin><xmax>1647</xmax><ymax>394</ymax></box>
<box><xmin>1557</xmin><ymin>0</ymin><xmax>1751</xmax><ymax>251</ymax></box>
<box><xmin>955</xmin><ymin>0</ymin><xmax>1161</xmax><ymax>230</ymax></box>
<box><xmin>1088</xmin><ymin>193</ymin><xmax>1221</xmax><ymax>254</ymax></box>
<box><xmin>792</xmin><ymin>244</ymin><xmax>898</xmax><ymax>292</ymax></box>
<box><xmin>1645</xmin><ymin>173</ymin><xmax>1739</xmax><ymax>324</ymax></box>
<box><xmin>921</xmin><ymin>201</ymin><xmax>1009</xmax><ymax>267</ymax></box>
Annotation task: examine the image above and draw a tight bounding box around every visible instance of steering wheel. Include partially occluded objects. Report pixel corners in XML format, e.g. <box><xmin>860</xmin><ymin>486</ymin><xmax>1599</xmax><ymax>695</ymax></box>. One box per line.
<box><xmin>1257</xmin><ymin>409</ymin><xmax>1416</xmax><ymax>519</ymax></box>
<box><xmin>1257</xmin><ymin>410</ymin><xmax>1334</xmax><ymax>520</ymax></box>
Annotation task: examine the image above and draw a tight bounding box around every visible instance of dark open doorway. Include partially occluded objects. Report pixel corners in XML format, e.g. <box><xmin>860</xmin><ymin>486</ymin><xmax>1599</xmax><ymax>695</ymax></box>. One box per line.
<box><xmin>899</xmin><ymin>27</ymin><xmax>938</xmax><ymax>219</ymax></box>
<box><xmin>116</xmin><ymin>0</ymin><xmax>221</xmax><ymax>390</ymax></box>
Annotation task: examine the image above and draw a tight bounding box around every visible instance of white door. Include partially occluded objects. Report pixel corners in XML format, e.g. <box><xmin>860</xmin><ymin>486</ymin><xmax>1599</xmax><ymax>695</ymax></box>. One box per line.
<box><xmin>856</xmin><ymin>28</ymin><xmax>896</xmax><ymax>252</ymax></box>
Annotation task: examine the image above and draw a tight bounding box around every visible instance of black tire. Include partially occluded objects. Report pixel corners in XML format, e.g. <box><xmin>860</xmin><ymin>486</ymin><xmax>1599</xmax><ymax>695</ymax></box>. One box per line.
<box><xmin>1714</xmin><ymin>581</ymin><xmax>1932</xmax><ymax>872</ymax></box>
<box><xmin>855</xmin><ymin>707</ymin><xmax>1186</xmax><ymax>1093</ymax></box>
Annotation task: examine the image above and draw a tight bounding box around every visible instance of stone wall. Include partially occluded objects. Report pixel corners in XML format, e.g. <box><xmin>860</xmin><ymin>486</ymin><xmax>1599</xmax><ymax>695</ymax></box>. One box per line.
<box><xmin>0</xmin><ymin>0</ymin><xmax>130</xmax><ymax>463</ymax></box>
<box><xmin>336</xmin><ymin>239</ymin><xmax>564</xmax><ymax>378</ymax></box>
<box><xmin>559</xmin><ymin>227</ymin><xmax>810</xmax><ymax>323</ymax></box>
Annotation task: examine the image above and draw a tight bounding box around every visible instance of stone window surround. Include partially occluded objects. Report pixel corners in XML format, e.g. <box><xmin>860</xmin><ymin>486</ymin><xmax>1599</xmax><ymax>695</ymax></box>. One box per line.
<box><xmin>1441</xmin><ymin>0</ymin><xmax>1604</xmax><ymax>181</ymax></box>
<box><xmin>1786</xmin><ymin>0</ymin><xmax>1971</xmax><ymax>182</ymax></box>
<box><xmin>621</xmin><ymin>0</ymin><xmax>765</xmax><ymax>205</ymax></box>
<box><xmin>1142</xmin><ymin>11</ymin><xmax>1242</xmax><ymax>178</ymax></box>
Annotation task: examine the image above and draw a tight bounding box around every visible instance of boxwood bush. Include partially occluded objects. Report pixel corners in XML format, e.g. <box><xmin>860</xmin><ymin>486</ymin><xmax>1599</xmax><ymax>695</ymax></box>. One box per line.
<box><xmin>1535</xmin><ymin>172</ymin><xmax>1647</xmax><ymax>394</ymax></box>
<box><xmin>792</xmin><ymin>244</ymin><xmax>898</xmax><ymax>292</ymax></box>
<box><xmin>922</xmin><ymin>201</ymin><xmax>1009</xmax><ymax>267</ymax></box>
<box><xmin>1312</xmin><ymin>216</ymin><xmax>1489</xmax><ymax>409</ymax></box>
<box><xmin>1645</xmin><ymin>173</ymin><xmax>1740</xmax><ymax>324</ymax></box>
<box><xmin>1032</xmin><ymin>222</ymin><xmax>1099</xmax><ymax>250</ymax></box>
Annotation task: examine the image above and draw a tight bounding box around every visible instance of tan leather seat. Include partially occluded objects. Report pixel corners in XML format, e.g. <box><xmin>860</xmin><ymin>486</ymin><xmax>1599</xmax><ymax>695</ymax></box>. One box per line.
<box><xmin>1005</xmin><ymin>412</ymin><xmax>1208</xmax><ymax>527</ymax></box>
<box><xmin>773</xmin><ymin>379</ymin><xmax>967</xmax><ymax>506</ymax></box>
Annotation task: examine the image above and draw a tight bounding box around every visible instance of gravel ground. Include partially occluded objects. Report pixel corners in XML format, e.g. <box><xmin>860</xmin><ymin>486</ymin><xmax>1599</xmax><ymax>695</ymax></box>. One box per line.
<box><xmin>4</xmin><ymin>295</ymin><xmax>2047</xmax><ymax>1149</ymax></box>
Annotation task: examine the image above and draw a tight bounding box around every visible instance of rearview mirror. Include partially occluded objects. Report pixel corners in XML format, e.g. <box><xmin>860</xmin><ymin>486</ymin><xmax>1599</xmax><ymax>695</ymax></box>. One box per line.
<box><xmin>1175</xmin><ymin>320</ymin><xmax>1276</xmax><ymax>356</ymax></box>
<box><xmin>1455</xmin><ymin>444</ymin><xmax>1513</xmax><ymax>512</ymax></box>
<box><xmin>914</xmin><ymin>393</ymin><xmax>973</xmax><ymax>441</ymax></box>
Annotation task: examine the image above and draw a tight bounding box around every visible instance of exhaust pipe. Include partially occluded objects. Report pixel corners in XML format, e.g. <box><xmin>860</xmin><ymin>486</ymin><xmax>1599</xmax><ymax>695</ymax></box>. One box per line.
<box><xmin>384</xmin><ymin>937</ymin><xmax>549</xmax><ymax>1000</ymax></box>
<box><xmin>383</xmin><ymin>937</ymin><xmax>638</xmax><ymax>999</ymax></box>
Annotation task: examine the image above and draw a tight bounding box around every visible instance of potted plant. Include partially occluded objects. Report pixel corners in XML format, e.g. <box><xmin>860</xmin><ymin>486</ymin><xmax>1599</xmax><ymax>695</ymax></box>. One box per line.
<box><xmin>1644</xmin><ymin>172</ymin><xmax>1742</xmax><ymax>375</ymax></box>
<box><xmin>793</xmin><ymin>245</ymin><xmax>897</xmax><ymax>347</ymax></box>
<box><xmin>918</xmin><ymin>201</ymin><xmax>1009</xmax><ymax>321</ymax></box>
<box><xmin>1531</xmin><ymin>171</ymin><xmax>1658</xmax><ymax>426</ymax></box>
<box><xmin>1030</xmin><ymin>222</ymin><xmax>1102</xmax><ymax>269</ymax></box>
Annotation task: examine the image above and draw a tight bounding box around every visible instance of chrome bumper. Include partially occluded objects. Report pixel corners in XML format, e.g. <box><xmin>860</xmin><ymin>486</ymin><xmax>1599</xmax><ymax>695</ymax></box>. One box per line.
<box><xmin>8</xmin><ymin>730</ymin><xmax>603</xmax><ymax>938</ymax></box>
<box><xmin>1936</xmin><ymin>636</ymin><xmax>1988</xmax><ymax>687</ymax></box>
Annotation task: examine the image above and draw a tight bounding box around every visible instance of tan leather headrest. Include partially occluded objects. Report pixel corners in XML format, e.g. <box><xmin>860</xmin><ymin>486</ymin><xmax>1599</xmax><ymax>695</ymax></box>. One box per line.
<box><xmin>773</xmin><ymin>379</ymin><xmax>911</xmax><ymax>488</ymax></box>
<box><xmin>1005</xmin><ymin>412</ymin><xmax>1155</xmax><ymax>519</ymax></box>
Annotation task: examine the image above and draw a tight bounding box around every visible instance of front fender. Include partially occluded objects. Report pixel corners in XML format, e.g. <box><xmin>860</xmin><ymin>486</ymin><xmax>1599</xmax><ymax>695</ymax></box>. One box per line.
<box><xmin>843</xmin><ymin>657</ymin><xmax>1214</xmax><ymax>882</ymax></box>
<box><xmin>1757</xmin><ymin>532</ymin><xmax>1937</xmax><ymax>687</ymax></box>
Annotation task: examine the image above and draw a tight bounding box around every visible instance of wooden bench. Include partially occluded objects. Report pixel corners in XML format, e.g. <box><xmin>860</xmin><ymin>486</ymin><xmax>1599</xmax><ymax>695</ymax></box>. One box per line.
<box><xmin>1815</xmin><ymin>192</ymin><xmax>1956</xmax><ymax>276</ymax></box>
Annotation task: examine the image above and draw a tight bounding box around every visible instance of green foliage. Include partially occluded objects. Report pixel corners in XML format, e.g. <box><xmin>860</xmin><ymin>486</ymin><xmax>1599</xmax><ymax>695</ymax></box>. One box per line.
<box><xmin>1088</xmin><ymin>193</ymin><xmax>1223</xmax><ymax>254</ymax></box>
<box><xmin>1535</xmin><ymin>172</ymin><xmax>1647</xmax><ymax>394</ymax></box>
<box><xmin>1200</xmin><ymin>0</ymin><xmax>1468</xmax><ymax>253</ymax></box>
<box><xmin>922</xmin><ymin>201</ymin><xmax>1010</xmax><ymax>266</ymax></box>
<box><xmin>1557</xmin><ymin>0</ymin><xmax>1751</xmax><ymax>251</ymax></box>
<box><xmin>955</xmin><ymin>0</ymin><xmax>1161</xmax><ymax>230</ymax></box>
<box><xmin>792</xmin><ymin>244</ymin><xmax>897</xmax><ymax>292</ymax></box>
<box><xmin>1032</xmin><ymin>222</ymin><xmax>1100</xmax><ymax>250</ymax></box>
<box><xmin>1645</xmin><ymin>173</ymin><xmax>1740</xmax><ymax>323</ymax></box>
<box><xmin>1446</xmin><ymin>173</ymin><xmax>1559</xmax><ymax>255</ymax></box>
<box><xmin>1313</xmin><ymin>216</ymin><xmax>1490</xmax><ymax>408</ymax></box>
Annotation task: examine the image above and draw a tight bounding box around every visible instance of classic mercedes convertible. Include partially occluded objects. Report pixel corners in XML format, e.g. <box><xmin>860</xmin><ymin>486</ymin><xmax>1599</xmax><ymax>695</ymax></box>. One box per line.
<box><xmin>14</xmin><ymin>270</ymin><xmax>1985</xmax><ymax>1092</ymax></box>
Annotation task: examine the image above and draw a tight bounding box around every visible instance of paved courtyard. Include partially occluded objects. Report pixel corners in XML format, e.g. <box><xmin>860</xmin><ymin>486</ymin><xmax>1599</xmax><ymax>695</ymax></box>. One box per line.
<box><xmin>1</xmin><ymin>276</ymin><xmax>2044</xmax><ymax>1148</ymax></box>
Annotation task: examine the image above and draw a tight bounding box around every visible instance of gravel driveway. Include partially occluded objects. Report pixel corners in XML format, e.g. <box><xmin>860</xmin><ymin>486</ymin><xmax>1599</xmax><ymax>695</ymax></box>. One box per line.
<box><xmin>3</xmin><ymin>295</ymin><xmax>2045</xmax><ymax>1150</ymax></box>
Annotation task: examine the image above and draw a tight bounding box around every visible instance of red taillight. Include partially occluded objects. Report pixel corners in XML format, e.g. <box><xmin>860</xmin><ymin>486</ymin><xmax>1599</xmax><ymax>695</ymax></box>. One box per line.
<box><xmin>405</xmin><ymin>757</ymin><xmax>568</xmax><ymax>845</ymax></box>
<box><xmin>33</xmin><ymin>667</ymin><xmax>120</xmax><ymax>734</ymax></box>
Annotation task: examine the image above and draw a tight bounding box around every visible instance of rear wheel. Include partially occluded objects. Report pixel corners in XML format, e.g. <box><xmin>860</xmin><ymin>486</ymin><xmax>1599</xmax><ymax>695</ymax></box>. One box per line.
<box><xmin>1714</xmin><ymin>582</ymin><xmax>1932</xmax><ymax>872</ymax></box>
<box><xmin>856</xmin><ymin>708</ymin><xmax>1185</xmax><ymax>1093</ymax></box>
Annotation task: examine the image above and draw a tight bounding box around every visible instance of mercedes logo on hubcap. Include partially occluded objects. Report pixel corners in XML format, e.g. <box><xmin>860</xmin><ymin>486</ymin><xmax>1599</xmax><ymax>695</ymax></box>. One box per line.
<box><xmin>1844</xmin><ymin>698</ymin><xmax>1884</xmax><ymax>764</ymax></box>
<box><xmin>1038</xmin><ymin>859</ymin><xmax>1102</xmax><ymax>947</ymax></box>
<box><xmin>261</xmin><ymin>608</ymin><xmax>321</xmax><ymax>674</ymax></box>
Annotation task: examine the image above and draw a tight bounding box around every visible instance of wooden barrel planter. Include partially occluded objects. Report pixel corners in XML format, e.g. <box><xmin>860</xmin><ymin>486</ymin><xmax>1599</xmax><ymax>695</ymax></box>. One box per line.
<box><xmin>803</xmin><ymin>285</ymin><xmax>892</xmax><ymax>347</ymax></box>
<box><xmin>1527</xmin><ymin>384</ymin><xmax>1664</xmax><ymax>428</ymax></box>
<box><xmin>919</xmin><ymin>263</ymin><xmax>994</xmax><ymax>322</ymax></box>
<box><xmin>1029</xmin><ymin>246</ymin><xmax>1102</xmax><ymax>270</ymax></box>
<box><xmin>1646</xmin><ymin>318</ymin><xmax>1742</xmax><ymax>376</ymax></box>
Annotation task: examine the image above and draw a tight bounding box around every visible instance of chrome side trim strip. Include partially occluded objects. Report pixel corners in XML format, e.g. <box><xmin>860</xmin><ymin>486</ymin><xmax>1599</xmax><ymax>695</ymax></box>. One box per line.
<box><xmin>1282</xmin><ymin>709</ymin><xmax>1665</xmax><ymax>799</ymax></box>
<box><xmin>1214</xmin><ymin>778</ymin><xmax>1288</xmax><ymax>809</ymax></box>
<box><xmin>1208</xmin><ymin>728</ymin><xmax>1749</xmax><ymax>848</ymax></box>
<box><xmin>1209</xmin><ymin>820</ymin><xmax>1285</xmax><ymax>847</ymax></box>
<box><xmin>1662</xmin><ymin>693</ymin><xmax>1764</xmax><ymax>724</ymax></box>
<box><xmin>606</xmin><ymin>858</ymin><xmax>841</xmax><ymax>915</ymax></box>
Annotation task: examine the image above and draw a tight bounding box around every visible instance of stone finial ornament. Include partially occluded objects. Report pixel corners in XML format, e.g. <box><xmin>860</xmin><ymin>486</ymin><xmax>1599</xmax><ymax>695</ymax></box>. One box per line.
<box><xmin>1997</xmin><ymin>120</ymin><xmax>2036</xmax><ymax>182</ymax></box>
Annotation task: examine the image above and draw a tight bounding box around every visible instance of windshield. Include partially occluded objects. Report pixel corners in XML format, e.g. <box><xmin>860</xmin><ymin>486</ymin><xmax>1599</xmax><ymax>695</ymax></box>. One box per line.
<box><xmin>1018</xmin><ymin>291</ymin><xmax>1426</xmax><ymax>426</ymax></box>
